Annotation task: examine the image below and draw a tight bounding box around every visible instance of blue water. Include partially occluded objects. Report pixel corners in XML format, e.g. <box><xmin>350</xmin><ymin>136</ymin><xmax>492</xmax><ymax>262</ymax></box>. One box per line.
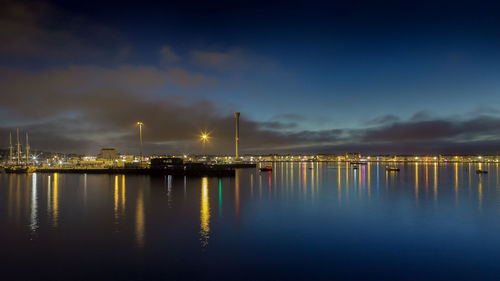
<box><xmin>0</xmin><ymin>162</ymin><xmax>499</xmax><ymax>280</ymax></box>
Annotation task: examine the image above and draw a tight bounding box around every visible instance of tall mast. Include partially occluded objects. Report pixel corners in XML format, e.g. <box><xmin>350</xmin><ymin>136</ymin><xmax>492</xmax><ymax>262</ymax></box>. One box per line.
<box><xmin>25</xmin><ymin>132</ymin><xmax>30</xmax><ymax>166</ymax></box>
<box><xmin>234</xmin><ymin>112</ymin><xmax>240</xmax><ymax>158</ymax></box>
<box><xmin>16</xmin><ymin>128</ymin><xmax>21</xmax><ymax>165</ymax></box>
<box><xmin>8</xmin><ymin>132</ymin><xmax>13</xmax><ymax>164</ymax></box>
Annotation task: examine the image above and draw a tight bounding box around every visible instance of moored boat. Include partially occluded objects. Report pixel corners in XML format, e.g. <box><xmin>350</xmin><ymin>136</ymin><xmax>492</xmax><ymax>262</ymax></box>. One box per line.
<box><xmin>4</xmin><ymin>166</ymin><xmax>36</xmax><ymax>173</ymax></box>
<box><xmin>476</xmin><ymin>170</ymin><xmax>488</xmax><ymax>174</ymax></box>
<box><xmin>386</xmin><ymin>167</ymin><xmax>400</xmax><ymax>172</ymax></box>
<box><xmin>260</xmin><ymin>166</ymin><xmax>273</xmax><ymax>172</ymax></box>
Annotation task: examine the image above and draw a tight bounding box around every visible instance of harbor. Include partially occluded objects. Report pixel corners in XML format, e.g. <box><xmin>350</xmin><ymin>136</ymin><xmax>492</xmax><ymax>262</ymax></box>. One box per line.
<box><xmin>1</xmin><ymin>160</ymin><xmax>256</xmax><ymax>177</ymax></box>
<box><xmin>2</xmin><ymin>112</ymin><xmax>498</xmax><ymax>178</ymax></box>
<box><xmin>1</xmin><ymin>112</ymin><xmax>257</xmax><ymax>177</ymax></box>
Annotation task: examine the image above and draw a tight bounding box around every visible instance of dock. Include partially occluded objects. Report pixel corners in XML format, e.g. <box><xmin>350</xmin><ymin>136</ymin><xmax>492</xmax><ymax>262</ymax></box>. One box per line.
<box><xmin>2</xmin><ymin>161</ymin><xmax>256</xmax><ymax>177</ymax></box>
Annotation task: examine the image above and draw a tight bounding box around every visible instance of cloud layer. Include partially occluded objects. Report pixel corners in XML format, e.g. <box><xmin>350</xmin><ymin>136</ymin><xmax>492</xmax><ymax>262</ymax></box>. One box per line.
<box><xmin>0</xmin><ymin>0</ymin><xmax>131</xmax><ymax>63</ymax></box>
<box><xmin>0</xmin><ymin>0</ymin><xmax>499</xmax><ymax>155</ymax></box>
<box><xmin>1</xmin><ymin>61</ymin><xmax>499</xmax><ymax>155</ymax></box>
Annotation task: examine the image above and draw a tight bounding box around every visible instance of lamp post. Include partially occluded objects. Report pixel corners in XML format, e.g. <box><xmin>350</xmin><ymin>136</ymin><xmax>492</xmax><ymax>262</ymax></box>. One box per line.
<box><xmin>234</xmin><ymin>112</ymin><xmax>240</xmax><ymax>159</ymax></box>
<box><xmin>201</xmin><ymin>133</ymin><xmax>208</xmax><ymax>156</ymax></box>
<box><xmin>137</xmin><ymin>122</ymin><xmax>144</xmax><ymax>165</ymax></box>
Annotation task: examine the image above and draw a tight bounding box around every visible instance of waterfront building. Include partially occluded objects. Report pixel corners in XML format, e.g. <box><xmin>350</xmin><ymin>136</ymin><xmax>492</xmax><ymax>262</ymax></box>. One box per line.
<box><xmin>98</xmin><ymin>148</ymin><xmax>119</xmax><ymax>160</ymax></box>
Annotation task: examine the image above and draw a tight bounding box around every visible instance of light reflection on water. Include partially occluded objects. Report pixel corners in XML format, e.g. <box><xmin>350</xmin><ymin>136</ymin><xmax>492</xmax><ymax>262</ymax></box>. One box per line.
<box><xmin>50</xmin><ymin>173</ymin><xmax>58</xmax><ymax>227</ymax></box>
<box><xmin>1</xmin><ymin>162</ymin><xmax>500</xmax><ymax>280</ymax></box>
<box><xmin>114</xmin><ymin>175</ymin><xmax>119</xmax><ymax>221</ymax></box>
<box><xmin>135</xmin><ymin>178</ymin><xmax>145</xmax><ymax>250</ymax></box>
<box><xmin>29</xmin><ymin>173</ymin><xmax>37</xmax><ymax>234</ymax></box>
<box><xmin>200</xmin><ymin>177</ymin><xmax>210</xmax><ymax>247</ymax></box>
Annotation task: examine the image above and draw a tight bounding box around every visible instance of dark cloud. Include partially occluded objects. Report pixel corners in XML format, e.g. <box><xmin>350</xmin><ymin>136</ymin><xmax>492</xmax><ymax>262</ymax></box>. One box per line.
<box><xmin>190</xmin><ymin>48</ymin><xmax>275</xmax><ymax>71</ymax></box>
<box><xmin>361</xmin><ymin>116</ymin><xmax>500</xmax><ymax>144</ymax></box>
<box><xmin>0</xmin><ymin>62</ymin><xmax>499</xmax><ymax>155</ymax></box>
<box><xmin>289</xmin><ymin>140</ymin><xmax>500</xmax><ymax>155</ymax></box>
<box><xmin>160</xmin><ymin>45</ymin><xmax>181</xmax><ymax>65</ymax></box>
<box><xmin>0</xmin><ymin>0</ymin><xmax>131</xmax><ymax>61</ymax></box>
<box><xmin>363</xmin><ymin>120</ymin><xmax>457</xmax><ymax>141</ymax></box>
<box><xmin>0</xmin><ymin>117</ymin><xmax>104</xmax><ymax>154</ymax></box>
<box><xmin>471</xmin><ymin>105</ymin><xmax>500</xmax><ymax>115</ymax></box>
<box><xmin>365</xmin><ymin>114</ymin><xmax>400</xmax><ymax>125</ymax></box>
<box><xmin>271</xmin><ymin>113</ymin><xmax>332</xmax><ymax>128</ymax></box>
<box><xmin>272</xmin><ymin>113</ymin><xmax>307</xmax><ymax>122</ymax></box>
<box><xmin>0</xmin><ymin>1</ymin><xmax>498</xmax><ymax>155</ymax></box>
<box><xmin>0</xmin><ymin>64</ymin><xmax>291</xmax><ymax>154</ymax></box>
<box><xmin>409</xmin><ymin>110</ymin><xmax>434</xmax><ymax>121</ymax></box>
<box><xmin>165</xmin><ymin>67</ymin><xmax>213</xmax><ymax>88</ymax></box>
<box><xmin>258</xmin><ymin>121</ymin><xmax>298</xmax><ymax>130</ymax></box>
<box><xmin>0</xmin><ymin>65</ymin><xmax>210</xmax><ymax>119</ymax></box>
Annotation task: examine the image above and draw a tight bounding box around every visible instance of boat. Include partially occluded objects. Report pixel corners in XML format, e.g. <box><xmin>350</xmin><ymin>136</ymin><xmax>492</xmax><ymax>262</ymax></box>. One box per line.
<box><xmin>259</xmin><ymin>166</ymin><xmax>273</xmax><ymax>172</ymax></box>
<box><xmin>352</xmin><ymin>165</ymin><xmax>358</xmax><ymax>169</ymax></box>
<box><xmin>3</xmin><ymin>129</ymin><xmax>36</xmax><ymax>174</ymax></box>
<box><xmin>4</xmin><ymin>166</ymin><xmax>36</xmax><ymax>173</ymax></box>
<box><xmin>476</xmin><ymin>170</ymin><xmax>488</xmax><ymax>174</ymax></box>
<box><xmin>386</xmin><ymin>167</ymin><xmax>400</xmax><ymax>172</ymax></box>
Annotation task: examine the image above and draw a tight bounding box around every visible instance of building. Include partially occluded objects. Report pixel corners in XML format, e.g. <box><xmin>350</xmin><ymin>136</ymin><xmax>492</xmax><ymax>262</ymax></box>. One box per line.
<box><xmin>98</xmin><ymin>148</ymin><xmax>119</xmax><ymax>160</ymax></box>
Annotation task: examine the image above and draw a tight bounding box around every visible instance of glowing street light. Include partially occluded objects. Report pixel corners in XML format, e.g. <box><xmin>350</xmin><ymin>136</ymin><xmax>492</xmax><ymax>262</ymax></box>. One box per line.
<box><xmin>201</xmin><ymin>132</ymin><xmax>209</xmax><ymax>156</ymax></box>
<box><xmin>137</xmin><ymin>122</ymin><xmax>144</xmax><ymax>165</ymax></box>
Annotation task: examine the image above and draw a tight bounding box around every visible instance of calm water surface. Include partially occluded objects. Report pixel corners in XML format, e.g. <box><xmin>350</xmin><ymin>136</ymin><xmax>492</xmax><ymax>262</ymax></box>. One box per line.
<box><xmin>1</xmin><ymin>162</ymin><xmax>500</xmax><ymax>280</ymax></box>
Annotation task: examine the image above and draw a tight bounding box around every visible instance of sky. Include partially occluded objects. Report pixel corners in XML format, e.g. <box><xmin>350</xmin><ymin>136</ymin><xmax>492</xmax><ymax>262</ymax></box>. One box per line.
<box><xmin>1</xmin><ymin>0</ymin><xmax>500</xmax><ymax>155</ymax></box>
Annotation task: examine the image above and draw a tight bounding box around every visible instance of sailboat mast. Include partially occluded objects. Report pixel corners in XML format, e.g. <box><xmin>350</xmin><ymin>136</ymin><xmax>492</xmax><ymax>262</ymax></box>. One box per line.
<box><xmin>26</xmin><ymin>132</ymin><xmax>30</xmax><ymax>166</ymax></box>
<box><xmin>8</xmin><ymin>132</ymin><xmax>13</xmax><ymax>164</ymax></box>
<box><xmin>16</xmin><ymin>128</ymin><xmax>21</xmax><ymax>165</ymax></box>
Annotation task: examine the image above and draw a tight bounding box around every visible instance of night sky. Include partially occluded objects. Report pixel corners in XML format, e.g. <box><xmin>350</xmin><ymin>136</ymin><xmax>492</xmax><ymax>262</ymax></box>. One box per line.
<box><xmin>1</xmin><ymin>0</ymin><xmax>500</xmax><ymax>155</ymax></box>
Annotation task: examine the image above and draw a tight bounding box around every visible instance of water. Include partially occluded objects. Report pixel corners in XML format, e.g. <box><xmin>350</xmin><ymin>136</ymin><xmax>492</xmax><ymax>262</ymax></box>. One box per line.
<box><xmin>1</xmin><ymin>162</ymin><xmax>500</xmax><ymax>280</ymax></box>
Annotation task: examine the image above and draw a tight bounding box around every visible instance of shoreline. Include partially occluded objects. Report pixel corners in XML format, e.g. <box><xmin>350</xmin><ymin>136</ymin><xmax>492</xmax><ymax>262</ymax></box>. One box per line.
<box><xmin>1</xmin><ymin>163</ymin><xmax>257</xmax><ymax>177</ymax></box>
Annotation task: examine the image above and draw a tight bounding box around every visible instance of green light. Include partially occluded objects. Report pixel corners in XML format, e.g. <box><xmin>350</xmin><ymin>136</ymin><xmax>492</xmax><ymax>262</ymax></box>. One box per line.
<box><xmin>218</xmin><ymin>179</ymin><xmax>222</xmax><ymax>217</ymax></box>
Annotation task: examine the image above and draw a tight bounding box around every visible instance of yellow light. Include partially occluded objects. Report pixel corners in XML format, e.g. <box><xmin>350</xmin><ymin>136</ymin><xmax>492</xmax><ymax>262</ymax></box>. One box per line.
<box><xmin>200</xmin><ymin>177</ymin><xmax>210</xmax><ymax>247</ymax></box>
<box><xmin>114</xmin><ymin>175</ymin><xmax>119</xmax><ymax>215</ymax></box>
<box><xmin>53</xmin><ymin>173</ymin><xmax>58</xmax><ymax>227</ymax></box>
<box><xmin>200</xmin><ymin>131</ymin><xmax>210</xmax><ymax>143</ymax></box>
<box><xmin>136</xmin><ymin>121</ymin><xmax>143</xmax><ymax>126</ymax></box>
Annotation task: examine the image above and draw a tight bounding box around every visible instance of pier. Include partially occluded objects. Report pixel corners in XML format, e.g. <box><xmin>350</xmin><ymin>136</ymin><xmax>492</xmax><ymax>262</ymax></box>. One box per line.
<box><xmin>2</xmin><ymin>162</ymin><xmax>256</xmax><ymax>177</ymax></box>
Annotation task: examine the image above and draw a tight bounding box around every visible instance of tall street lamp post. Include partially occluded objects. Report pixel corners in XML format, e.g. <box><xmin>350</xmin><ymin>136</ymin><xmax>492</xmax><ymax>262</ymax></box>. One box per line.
<box><xmin>137</xmin><ymin>122</ymin><xmax>144</xmax><ymax>166</ymax></box>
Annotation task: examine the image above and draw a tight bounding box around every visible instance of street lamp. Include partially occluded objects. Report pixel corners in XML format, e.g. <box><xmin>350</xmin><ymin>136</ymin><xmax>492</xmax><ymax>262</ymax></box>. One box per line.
<box><xmin>137</xmin><ymin>122</ymin><xmax>144</xmax><ymax>165</ymax></box>
<box><xmin>201</xmin><ymin>132</ymin><xmax>209</xmax><ymax>156</ymax></box>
